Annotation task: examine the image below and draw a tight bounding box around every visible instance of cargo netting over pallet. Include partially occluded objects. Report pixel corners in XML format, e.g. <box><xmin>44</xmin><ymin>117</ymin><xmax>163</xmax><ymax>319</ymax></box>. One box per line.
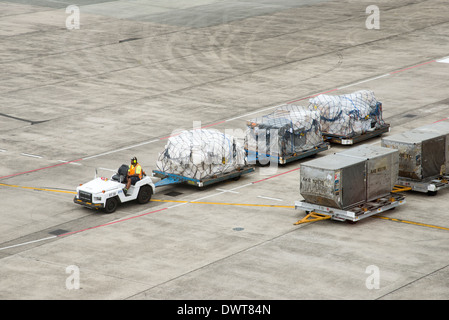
<box><xmin>156</xmin><ymin>129</ymin><xmax>247</xmax><ymax>180</ymax></box>
<box><xmin>309</xmin><ymin>90</ymin><xmax>385</xmax><ymax>137</ymax></box>
<box><xmin>245</xmin><ymin>105</ymin><xmax>323</xmax><ymax>159</ymax></box>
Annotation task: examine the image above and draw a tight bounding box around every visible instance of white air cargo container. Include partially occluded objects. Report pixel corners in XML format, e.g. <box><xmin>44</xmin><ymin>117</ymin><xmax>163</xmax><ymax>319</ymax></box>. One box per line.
<box><xmin>411</xmin><ymin>121</ymin><xmax>449</xmax><ymax>175</ymax></box>
<box><xmin>300</xmin><ymin>146</ymin><xmax>399</xmax><ymax>209</ymax></box>
<box><xmin>297</xmin><ymin>149</ymin><xmax>405</xmax><ymax>223</ymax></box>
<box><xmin>337</xmin><ymin>145</ymin><xmax>399</xmax><ymax>202</ymax></box>
<box><xmin>300</xmin><ymin>154</ymin><xmax>367</xmax><ymax>210</ymax></box>
<box><xmin>381</xmin><ymin>130</ymin><xmax>446</xmax><ymax>180</ymax></box>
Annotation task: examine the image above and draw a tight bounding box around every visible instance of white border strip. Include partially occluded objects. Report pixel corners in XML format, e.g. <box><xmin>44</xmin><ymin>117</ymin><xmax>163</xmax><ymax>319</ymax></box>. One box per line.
<box><xmin>20</xmin><ymin>153</ymin><xmax>43</xmax><ymax>159</ymax></box>
<box><xmin>0</xmin><ymin>236</ymin><xmax>56</xmax><ymax>251</ymax></box>
<box><xmin>257</xmin><ymin>195</ymin><xmax>283</xmax><ymax>202</ymax></box>
<box><xmin>338</xmin><ymin>74</ymin><xmax>390</xmax><ymax>90</ymax></box>
<box><xmin>82</xmin><ymin>139</ymin><xmax>159</xmax><ymax>160</ymax></box>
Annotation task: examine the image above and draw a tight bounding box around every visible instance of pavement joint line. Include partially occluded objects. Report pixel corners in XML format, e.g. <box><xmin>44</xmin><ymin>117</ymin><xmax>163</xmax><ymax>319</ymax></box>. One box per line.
<box><xmin>375</xmin><ymin>263</ymin><xmax>449</xmax><ymax>300</ymax></box>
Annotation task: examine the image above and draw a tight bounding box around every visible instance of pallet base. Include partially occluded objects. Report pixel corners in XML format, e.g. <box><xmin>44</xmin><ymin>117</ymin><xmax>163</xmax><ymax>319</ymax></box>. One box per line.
<box><xmin>323</xmin><ymin>124</ymin><xmax>390</xmax><ymax>145</ymax></box>
<box><xmin>153</xmin><ymin>167</ymin><xmax>255</xmax><ymax>188</ymax></box>
<box><xmin>395</xmin><ymin>175</ymin><xmax>449</xmax><ymax>194</ymax></box>
<box><xmin>246</xmin><ymin>143</ymin><xmax>330</xmax><ymax>165</ymax></box>
<box><xmin>294</xmin><ymin>192</ymin><xmax>406</xmax><ymax>224</ymax></box>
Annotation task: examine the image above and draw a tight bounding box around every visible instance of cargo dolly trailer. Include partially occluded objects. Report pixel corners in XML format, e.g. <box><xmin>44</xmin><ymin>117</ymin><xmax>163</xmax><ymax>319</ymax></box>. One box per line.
<box><xmin>394</xmin><ymin>175</ymin><xmax>449</xmax><ymax>196</ymax></box>
<box><xmin>294</xmin><ymin>192</ymin><xmax>406</xmax><ymax>224</ymax></box>
<box><xmin>245</xmin><ymin>104</ymin><xmax>328</xmax><ymax>165</ymax></box>
<box><xmin>152</xmin><ymin>166</ymin><xmax>254</xmax><ymax>188</ymax></box>
<box><xmin>382</xmin><ymin>121</ymin><xmax>449</xmax><ymax>195</ymax></box>
<box><xmin>323</xmin><ymin>123</ymin><xmax>390</xmax><ymax>145</ymax></box>
<box><xmin>246</xmin><ymin>142</ymin><xmax>330</xmax><ymax>165</ymax></box>
<box><xmin>295</xmin><ymin>146</ymin><xmax>406</xmax><ymax>225</ymax></box>
<box><xmin>309</xmin><ymin>91</ymin><xmax>390</xmax><ymax>145</ymax></box>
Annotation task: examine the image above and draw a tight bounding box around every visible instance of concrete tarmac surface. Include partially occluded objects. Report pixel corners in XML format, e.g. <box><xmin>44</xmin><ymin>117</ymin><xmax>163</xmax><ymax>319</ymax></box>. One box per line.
<box><xmin>1</xmin><ymin>0</ymin><xmax>449</xmax><ymax>300</ymax></box>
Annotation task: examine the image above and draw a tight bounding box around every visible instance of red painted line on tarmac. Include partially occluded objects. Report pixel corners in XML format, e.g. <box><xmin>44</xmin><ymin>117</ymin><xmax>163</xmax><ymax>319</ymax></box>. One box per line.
<box><xmin>201</xmin><ymin>120</ymin><xmax>227</xmax><ymax>128</ymax></box>
<box><xmin>389</xmin><ymin>60</ymin><xmax>436</xmax><ymax>74</ymax></box>
<box><xmin>252</xmin><ymin>167</ymin><xmax>300</xmax><ymax>184</ymax></box>
<box><xmin>160</xmin><ymin>133</ymin><xmax>181</xmax><ymax>140</ymax></box>
<box><xmin>0</xmin><ymin>159</ymin><xmax>83</xmax><ymax>180</ymax></box>
<box><xmin>434</xmin><ymin>117</ymin><xmax>448</xmax><ymax>123</ymax></box>
<box><xmin>57</xmin><ymin>207</ymin><xmax>168</xmax><ymax>237</ymax></box>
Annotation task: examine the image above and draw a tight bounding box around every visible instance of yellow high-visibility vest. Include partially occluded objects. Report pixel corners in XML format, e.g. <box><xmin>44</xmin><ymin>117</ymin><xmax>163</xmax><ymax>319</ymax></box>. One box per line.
<box><xmin>129</xmin><ymin>164</ymin><xmax>142</xmax><ymax>179</ymax></box>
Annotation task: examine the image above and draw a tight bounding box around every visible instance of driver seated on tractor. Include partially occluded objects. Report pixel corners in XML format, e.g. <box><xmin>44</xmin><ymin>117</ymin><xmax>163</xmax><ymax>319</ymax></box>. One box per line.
<box><xmin>124</xmin><ymin>157</ymin><xmax>145</xmax><ymax>195</ymax></box>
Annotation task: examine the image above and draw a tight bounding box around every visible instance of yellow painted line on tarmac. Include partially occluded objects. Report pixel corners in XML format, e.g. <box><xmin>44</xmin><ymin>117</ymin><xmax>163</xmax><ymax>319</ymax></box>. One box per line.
<box><xmin>2</xmin><ymin>182</ymin><xmax>448</xmax><ymax>230</ymax></box>
<box><xmin>0</xmin><ymin>183</ymin><xmax>77</xmax><ymax>194</ymax></box>
<box><xmin>0</xmin><ymin>184</ymin><xmax>292</xmax><ymax>209</ymax></box>
<box><xmin>372</xmin><ymin>215</ymin><xmax>449</xmax><ymax>231</ymax></box>
<box><xmin>151</xmin><ymin>199</ymin><xmax>189</xmax><ymax>203</ymax></box>
<box><xmin>190</xmin><ymin>201</ymin><xmax>294</xmax><ymax>209</ymax></box>
<box><xmin>151</xmin><ymin>198</ymin><xmax>294</xmax><ymax>209</ymax></box>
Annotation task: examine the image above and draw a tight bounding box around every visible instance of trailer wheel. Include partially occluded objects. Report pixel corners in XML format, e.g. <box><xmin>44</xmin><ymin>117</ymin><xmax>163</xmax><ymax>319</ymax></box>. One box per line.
<box><xmin>256</xmin><ymin>160</ymin><xmax>270</xmax><ymax>167</ymax></box>
<box><xmin>137</xmin><ymin>185</ymin><xmax>152</xmax><ymax>204</ymax></box>
<box><xmin>427</xmin><ymin>190</ymin><xmax>438</xmax><ymax>196</ymax></box>
<box><xmin>104</xmin><ymin>197</ymin><xmax>118</xmax><ymax>214</ymax></box>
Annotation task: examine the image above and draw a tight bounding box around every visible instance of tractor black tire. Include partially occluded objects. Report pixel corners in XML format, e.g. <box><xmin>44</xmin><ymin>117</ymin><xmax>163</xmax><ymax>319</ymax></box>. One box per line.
<box><xmin>137</xmin><ymin>185</ymin><xmax>152</xmax><ymax>204</ymax></box>
<box><xmin>104</xmin><ymin>197</ymin><xmax>118</xmax><ymax>214</ymax></box>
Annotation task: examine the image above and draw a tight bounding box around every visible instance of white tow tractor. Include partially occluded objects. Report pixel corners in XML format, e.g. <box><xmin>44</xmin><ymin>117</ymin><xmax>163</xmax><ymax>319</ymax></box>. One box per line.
<box><xmin>74</xmin><ymin>165</ymin><xmax>155</xmax><ymax>213</ymax></box>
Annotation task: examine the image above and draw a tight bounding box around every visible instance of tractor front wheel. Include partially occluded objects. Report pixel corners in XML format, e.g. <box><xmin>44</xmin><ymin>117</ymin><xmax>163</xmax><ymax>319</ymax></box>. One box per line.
<box><xmin>137</xmin><ymin>185</ymin><xmax>152</xmax><ymax>204</ymax></box>
<box><xmin>104</xmin><ymin>197</ymin><xmax>118</xmax><ymax>214</ymax></box>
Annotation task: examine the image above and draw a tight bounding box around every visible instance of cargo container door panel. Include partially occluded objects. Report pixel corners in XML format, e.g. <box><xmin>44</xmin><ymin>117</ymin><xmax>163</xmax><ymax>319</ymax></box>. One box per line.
<box><xmin>341</xmin><ymin>161</ymin><xmax>366</xmax><ymax>209</ymax></box>
<box><xmin>422</xmin><ymin>137</ymin><xmax>446</xmax><ymax>178</ymax></box>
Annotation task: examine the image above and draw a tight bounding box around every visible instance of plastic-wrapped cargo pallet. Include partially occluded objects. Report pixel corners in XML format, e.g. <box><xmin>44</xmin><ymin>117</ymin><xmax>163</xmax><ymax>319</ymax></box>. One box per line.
<box><xmin>300</xmin><ymin>145</ymin><xmax>399</xmax><ymax>209</ymax></box>
<box><xmin>245</xmin><ymin>104</ymin><xmax>322</xmax><ymax>159</ymax></box>
<box><xmin>156</xmin><ymin>129</ymin><xmax>247</xmax><ymax>180</ymax></box>
<box><xmin>309</xmin><ymin>90</ymin><xmax>385</xmax><ymax>137</ymax></box>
